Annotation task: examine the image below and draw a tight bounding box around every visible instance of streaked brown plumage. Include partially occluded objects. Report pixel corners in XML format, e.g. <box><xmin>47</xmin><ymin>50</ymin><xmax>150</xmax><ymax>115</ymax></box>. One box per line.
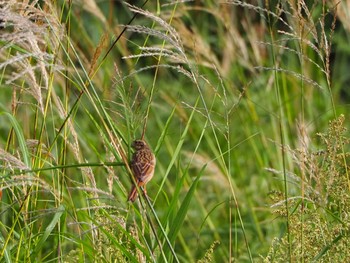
<box><xmin>127</xmin><ymin>140</ymin><xmax>156</xmax><ymax>202</ymax></box>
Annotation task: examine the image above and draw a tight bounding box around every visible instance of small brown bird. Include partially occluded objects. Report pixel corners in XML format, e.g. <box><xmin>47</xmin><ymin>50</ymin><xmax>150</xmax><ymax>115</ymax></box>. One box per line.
<box><xmin>127</xmin><ymin>140</ymin><xmax>156</xmax><ymax>202</ymax></box>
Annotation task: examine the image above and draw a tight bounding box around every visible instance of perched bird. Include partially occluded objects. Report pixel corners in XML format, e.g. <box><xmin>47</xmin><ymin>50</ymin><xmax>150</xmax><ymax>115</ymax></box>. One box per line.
<box><xmin>128</xmin><ymin>140</ymin><xmax>156</xmax><ymax>202</ymax></box>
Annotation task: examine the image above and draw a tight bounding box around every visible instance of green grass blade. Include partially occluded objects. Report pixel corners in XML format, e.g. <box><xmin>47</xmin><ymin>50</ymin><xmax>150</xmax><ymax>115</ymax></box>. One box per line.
<box><xmin>154</xmin><ymin>96</ymin><xmax>200</xmax><ymax>202</ymax></box>
<box><xmin>31</xmin><ymin>205</ymin><xmax>65</xmax><ymax>257</ymax></box>
<box><xmin>1</xmin><ymin>112</ymin><xmax>30</xmax><ymax>168</ymax></box>
<box><xmin>312</xmin><ymin>234</ymin><xmax>344</xmax><ymax>262</ymax></box>
<box><xmin>166</xmin><ymin>165</ymin><xmax>206</xmax><ymax>257</ymax></box>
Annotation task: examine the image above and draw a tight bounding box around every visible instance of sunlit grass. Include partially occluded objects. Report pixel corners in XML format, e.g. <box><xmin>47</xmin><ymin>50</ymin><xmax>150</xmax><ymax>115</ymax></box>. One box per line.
<box><xmin>0</xmin><ymin>0</ymin><xmax>349</xmax><ymax>262</ymax></box>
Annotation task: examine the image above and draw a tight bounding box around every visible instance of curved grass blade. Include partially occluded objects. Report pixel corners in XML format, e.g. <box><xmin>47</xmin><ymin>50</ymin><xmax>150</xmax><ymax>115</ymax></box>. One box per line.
<box><xmin>1</xmin><ymin>112</ymin><xmax>30</xmax><ymax>169</ymax></box>
<box><xmin>166</xmin><ymin>164</ymin><xmax>206</xmax><ymax>260</ymax></box>
<box><xmin>31</xmin><ymin>205</ymin><xmax>65</xmax><ymax>257</ymax></box>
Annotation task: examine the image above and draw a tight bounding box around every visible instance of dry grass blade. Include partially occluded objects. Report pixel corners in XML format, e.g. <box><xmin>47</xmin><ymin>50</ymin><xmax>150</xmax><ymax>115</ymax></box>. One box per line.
<box><xmin>125</xmin><ymin>2</ymin><xmax>185</xmax><ymax>56</ymax></box>
<box><xmin>0</xmin><ymin>148</ymin><xmax>29</xmax><ymax>171</ymax></box>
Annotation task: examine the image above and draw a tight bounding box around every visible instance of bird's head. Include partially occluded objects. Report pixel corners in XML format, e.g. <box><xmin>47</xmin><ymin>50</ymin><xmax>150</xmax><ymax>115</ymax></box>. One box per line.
<box><xmin>131</xmin><ymin>140</ymin><xmax>147</xmax><ymax>150</ymax></box>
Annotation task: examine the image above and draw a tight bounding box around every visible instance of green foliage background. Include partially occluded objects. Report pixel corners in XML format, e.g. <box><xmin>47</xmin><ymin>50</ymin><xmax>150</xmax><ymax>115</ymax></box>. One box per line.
<box><xmin>0</xmin><ymin>0</ymin><xmax>350</xmax><ymax>262</ymax></box>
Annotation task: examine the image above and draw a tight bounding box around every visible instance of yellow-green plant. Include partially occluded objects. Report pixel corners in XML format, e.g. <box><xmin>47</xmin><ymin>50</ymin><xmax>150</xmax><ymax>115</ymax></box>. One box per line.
<box><xmin>265</xmin><ymin>115</ymin><xmax>350</xmax><ymax>262</ymax></box>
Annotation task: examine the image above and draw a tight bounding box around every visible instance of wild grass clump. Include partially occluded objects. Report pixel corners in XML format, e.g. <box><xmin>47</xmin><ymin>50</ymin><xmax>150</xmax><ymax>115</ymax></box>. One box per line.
<box><xmin>0</xmin><ymin>1</ymin><xmax>62</xmax><ymax>112</ymax></box>
<box><xmin>265</xmin><ymin>115</ymin><xmax>350</xmax><ymax>262</ymax></box>
<box><xmin>0</xmin><ymin>0</ymin><xmax>349</xmax><ymax>262</ymax></box>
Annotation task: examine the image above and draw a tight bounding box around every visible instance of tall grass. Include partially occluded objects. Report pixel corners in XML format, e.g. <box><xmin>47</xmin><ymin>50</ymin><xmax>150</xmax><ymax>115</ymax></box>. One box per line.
<box><xmin>0</xmin><ymin>0</ymin><xmax>349</xmax><ymax>262</ymax></box>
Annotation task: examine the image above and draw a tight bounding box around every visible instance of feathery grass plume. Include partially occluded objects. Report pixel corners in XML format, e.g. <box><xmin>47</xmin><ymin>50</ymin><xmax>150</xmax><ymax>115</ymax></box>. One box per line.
<box><xmin>88</xmin><ymin>32</ymin><xmax>110</xmax><ymax>77</ymax></box>
<box><xmin>228</xmin><ymin>0</ymin><xmax>335</xmax><ymax>92</ymax></box>
<box><xmin>120</xmin><ymin>3</ymin><xmax>194</xmax><ymax>84</ymax></box>
<box><xmin>74</xmin><ymin>0</ymin><xmax>106</xmax><ymax>24</ymax></box>
<box><xmin>0</xmin><ymin>0</ymin><xmax>62</xmax><ymax>113</ymax></box>
<box><xmin>0</xmin><ymin>148</ymin><xmax>29</xmax><ymax>171</ymax></box>
<box><xmin>333</xmin><ymin>0</ymin><xmax>350</xmax><ymax>32</ymax></box>
<box><xmin>266</xmin><ymin>115</ymin><xmax>350</xmax><ymax>261</ymax></box>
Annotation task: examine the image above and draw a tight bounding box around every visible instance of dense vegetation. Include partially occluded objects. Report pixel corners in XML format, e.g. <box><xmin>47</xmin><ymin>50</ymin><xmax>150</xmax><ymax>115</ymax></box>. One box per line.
<box><xmin>0</xmin><ymin>1</ymin><xmax>350</xmax><ymax>262</ymax></box>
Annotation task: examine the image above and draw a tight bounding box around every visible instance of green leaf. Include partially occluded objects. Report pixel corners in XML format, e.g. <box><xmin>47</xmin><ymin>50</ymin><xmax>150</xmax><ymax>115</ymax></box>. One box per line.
<box><xmin>0</xmin><ymin>112</ymin><xmax>30</xmax><ymax>169</ymax></box>
<box><xmin>31</xmin><ymin>205</ymin><xmax>65</xmax><ymax>257</ymax></box>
